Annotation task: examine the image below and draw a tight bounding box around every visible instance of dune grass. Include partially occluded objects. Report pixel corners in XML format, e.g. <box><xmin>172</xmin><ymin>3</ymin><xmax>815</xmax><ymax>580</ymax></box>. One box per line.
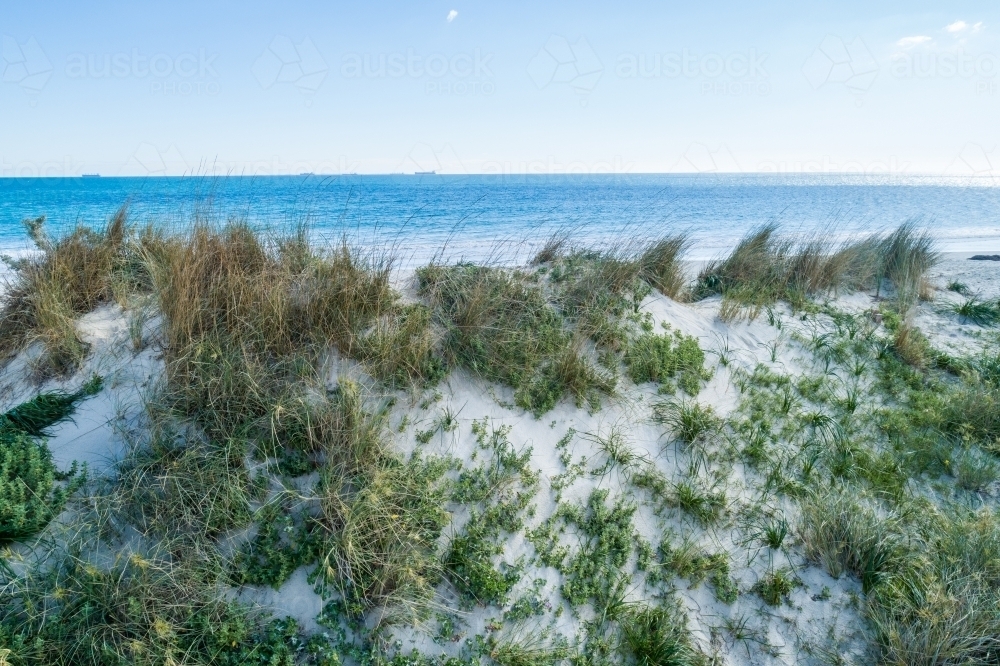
<box><xmin>0</xmin><ymin>208</ymin><xmax>156</xmax><ymax>376</ymax></box>
<box><xmin>801</xmin><ymin>489</ymin><xmax>1000</xmax><ymax>664</ymax></box>
<box><xmin>0</xmin><ymin>542</ymin><xmax>330</xmax><ymax>666</ymax></box>
<box><xmin>694</xmin><ymin>222</ymin><xmax>938</xmax><ymax>319</ymax></box>
<box><xmin>418</xmin><ymin>263</ymin><xmax>615</xmax><ymax>414</ymax></box>
<box><xmin>951</xmin><ymin>297</ymin><xmax>1000</xmax><ymax>326</ymax></box>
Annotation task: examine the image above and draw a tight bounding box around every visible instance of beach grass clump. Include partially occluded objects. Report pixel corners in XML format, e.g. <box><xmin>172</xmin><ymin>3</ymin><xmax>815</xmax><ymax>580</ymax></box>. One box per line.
<box><xmin>314</xmin><ymin>380</ymin><xmax>452</xmax><ymax>622</ymax></box>
<box><xmin>0</xmin><ymin>547</ymin><xmax>328</xmax><ymax>666</ymax></box>
<box><xmin>417</xmin><ymin>263</ymin><xmax>613</xmax><ymax>414</ymax></box>
<box><xmin>149</xmin><ymin>222</ymin><xmax>416</xmax><ymax>442</ymax></box>
<box><xmin>951</xmin><ymin>297</ymin><xmax>1000</xmax><ymax>326</ymax></box>
<box><xmin>876</xmin><ymin>222</ymin><xmax>938</xmax><ymax>305</ymax></box>
<box><xmin>694</xmin><ymin>222</ymin><xmax>938</xmax><ymax>319</ymax></box>
<box><xmin>862</xmin><ymin>506</ymin><xmax>1000</xmax><ymax>665</ymax></box>
<box><xmin>652</xmin><ymin>399</ymin><xmax>719</xmax><ymax>445</ymax></box>
<box><xmin>618</xmin><ymin>602</ymin><xmax>704</xmax><ymax>666</ymax></box>
<box><xmin>548</xmin><ymin>249</ymin><xmax>648</xmax><ymax>350</ymax></box>
<box><xmin>115</xmin><ymin>432</ymin><xmax>263</xmax><ymax>544</ymax></box>
<box><xmin>0</xmin><ymin>208</ymin><xmax>156</xmax><ymax>375</ymax></box>
<box><xmin>232</xmin><ymin>378</ymin><xmax>453</xmax><ymax>620</ymax></box>
<box><xmin>946</xmin><ymin>280</ymin><xmax>970</xmax><ymax>295</ymax></box>
<box><xmin>356</xmin><ymin>303</ymin><xmax>445</xmax><ymax>387</ymax></box>
<box><xmin>799</xmin><ymin>490</ymin><xmax>903</xmax><ymax>594</ymax></box>
<box><xmin>752</xmin><ymin>568</ymin><xmax>797</xmax><ymax>606</ymax></box>
<box><xmin>638</xmin><ymin>235</ymin><xmax>691</xmax><ymax>301</ymax></box>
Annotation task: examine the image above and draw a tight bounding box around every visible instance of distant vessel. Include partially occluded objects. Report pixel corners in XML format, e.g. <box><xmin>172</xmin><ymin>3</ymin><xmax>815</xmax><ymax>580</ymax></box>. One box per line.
<box><xmin>299</xmin><ymin>172</ymin><xmax>314</xmax><ymax>176</ymax></box>
<box><xmin>81</xmin><ymin>173</ymin><xmax>101</xmax><ymax>178</ymax></box>
<box><xmin>414</xmin><ymin>170</ymin><xmax>436</xmax><ymax>175</ymax></box>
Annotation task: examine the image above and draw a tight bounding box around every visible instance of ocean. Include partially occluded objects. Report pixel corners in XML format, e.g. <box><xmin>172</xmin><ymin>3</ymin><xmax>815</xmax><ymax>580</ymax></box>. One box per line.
<box><xmin>2</xmin><ymin>174</ymin><xmax>999</xmax><ymax>267</ymax></box>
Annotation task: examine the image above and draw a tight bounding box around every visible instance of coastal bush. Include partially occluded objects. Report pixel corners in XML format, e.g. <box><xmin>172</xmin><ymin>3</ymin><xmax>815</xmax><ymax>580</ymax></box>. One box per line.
<box><xmin>446</xmin><ymin>419</ymin><xmax>538</xmax><ymax>606</ymax></box>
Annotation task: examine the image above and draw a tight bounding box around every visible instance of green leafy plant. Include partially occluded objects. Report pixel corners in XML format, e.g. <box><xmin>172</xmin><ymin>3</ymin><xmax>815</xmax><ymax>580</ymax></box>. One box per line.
<box><xmin>0</xmin><ymin>431</ymin><xmax>84</xmax><ymax>542</ymax></box>
<box><xmin>624</xmin><ymin>328</ymin><xmax>708</xmax><ymax>394</ymax></box>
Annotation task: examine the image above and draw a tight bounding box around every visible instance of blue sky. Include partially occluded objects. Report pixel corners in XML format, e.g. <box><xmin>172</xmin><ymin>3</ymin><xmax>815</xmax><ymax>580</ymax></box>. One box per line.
<box><xmin>2</xmin><ymin>1</ymin><xmax>998</xmax><ymax>176</ymax></box>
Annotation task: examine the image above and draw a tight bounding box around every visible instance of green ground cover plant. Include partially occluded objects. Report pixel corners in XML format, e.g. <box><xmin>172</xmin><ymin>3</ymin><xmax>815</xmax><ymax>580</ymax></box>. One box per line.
<box><xmin>0</xmin><ymin>378</ymin><xmax>102</xmax><ymax>542</ymax></box>
<box><xmin>446</xmin><ymin>418</ymin><xmax>539</xmax><ymax>606</ymax></box>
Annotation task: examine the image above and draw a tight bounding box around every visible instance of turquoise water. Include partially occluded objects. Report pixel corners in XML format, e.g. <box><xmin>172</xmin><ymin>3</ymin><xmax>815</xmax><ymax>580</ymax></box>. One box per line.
<box><xmin>2</xmin><ymin>174</ymin><xmax>999</xmax><ymax>266</ymax></box>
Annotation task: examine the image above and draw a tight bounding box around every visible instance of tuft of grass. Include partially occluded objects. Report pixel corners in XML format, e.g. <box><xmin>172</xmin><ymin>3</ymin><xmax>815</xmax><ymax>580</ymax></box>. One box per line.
<box><xmin>316</xmin><ymin>381</ymin><xmax>452</xmax><ymax>622</ymax></box>
<box><xmin>0</xmin><ymin>375</ymin><xmax>103</xmax><ymax>437</ymax></box>
<box><xmin>486</xmin><ymin>628</ymin><xmax>571</xmax><ymax>666</ymax></box>
<box><xmin>530</xmin><ymin>233</ymin><xmax>568</xmax><ymax>266</ymax></box>
<box><xmin>752</xmin><ymin>567</ymin><xmax>797</xmax><ymax>606</ymax></box>
<box><xmin>115</xmin><ymin>432</ymin><xmax>263</xmax><ymax>544</ymax></box>
<box><xmin>0</xmin><ymin>545</ymin><xmax>326</xmax><ymax>666</ymax></box>
<box><xmin>799</xmin><ymin>490</ymin><xmax>902</xmax><ymax>594</ymax></box>
<box><xmin>892</xmin><ymin>323</ymin><xmax>929</xmax><ymax>369</ymax></box>
<box><xmin>946</xmin><ymin>280</ymin><xmax>970</xmax><ymax>295</ymax></box>
<box><xmin>149</xmin><ymin>222</ymin><xmax>412</xmax><ymax>441</ymax></box>
<box><xmin>876</xmin><ymin>221</ymin><xmax>939</xmax><ymax>306</ymax></box>
<box><xmin>357</xmin><ymin>303</ymin><xmax>445</xmax><ymax>387</ymax></box>
<box><xmin>638</xmin><ymin>235</ymin><xmax>690</xmax><ymax>301</ymax></box>
<box><xmin>653</xmin><ymin>399</ymin><xmax>719</xmax><ymax>445</ymax></box>
<box><xmin>953</xmin><ymin>448</ymin><xmax>1000</xmax><ymax>492</ymax></box>
<box><xmin>619</xmin><ymin>602</ymin><xmax>703</xmax><ymax>666</ymax></box>
<box><xmin>672</xmin><ymin>478</ymin><xmax>727</xmax><ymax>525</ymax></box>
<box><xmin>951</xmin><ymin>297</ymin><xmax>1000</xmax><ymax>326</ymax></box>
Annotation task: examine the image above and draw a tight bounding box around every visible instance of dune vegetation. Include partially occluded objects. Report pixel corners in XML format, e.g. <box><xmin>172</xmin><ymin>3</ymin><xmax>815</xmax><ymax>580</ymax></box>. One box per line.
<box><xmin>3</xmin><ymin>207</ymin><xmax>1000</xmax><ymax>665</ymax></box>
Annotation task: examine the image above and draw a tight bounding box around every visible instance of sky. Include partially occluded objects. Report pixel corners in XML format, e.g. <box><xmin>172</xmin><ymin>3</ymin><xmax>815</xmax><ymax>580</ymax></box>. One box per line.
<box><xmin>2</xmin><ymin>0</ymin><xmax>999</xmax><ymax>177</ymax></box>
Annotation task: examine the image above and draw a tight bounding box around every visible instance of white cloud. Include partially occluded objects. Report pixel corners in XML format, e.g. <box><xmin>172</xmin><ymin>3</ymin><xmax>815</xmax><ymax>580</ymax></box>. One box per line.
<box><xmin>945</xmin><ymin>20</ymin><xmax>968</xmax><ymax>33</ymax></box>
<box><xmin>446</xmin><ymin>10</ymin><xmax>458</xmax><ymax>22</ymax></box>
<box><xmin>896</xmin><ymin>35</ymin><xmax>932</xmax><ymax>48</ymax></box>
<box><xmin>973</xmin><ymin>21</ymin><xmax>984</xmax><ymax>33</ymax></box>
